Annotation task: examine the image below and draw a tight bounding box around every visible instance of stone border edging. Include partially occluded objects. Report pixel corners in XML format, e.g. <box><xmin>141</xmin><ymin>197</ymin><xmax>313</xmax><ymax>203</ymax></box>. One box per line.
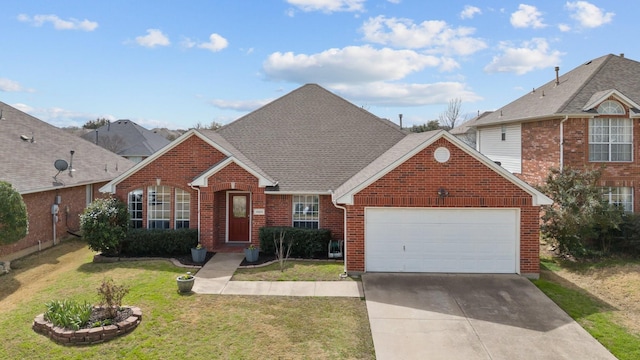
<box><xmin>32</xmin><ymin>306</ymin><xmax>142</xmax><ymax>346</ymax></box>
<box><xmin>239</xmin><ymin>257</ymin><xmax>343</xmax><ymax>269</ymax></box>
<box><xmin>93</xmin><ymin>254</ymin><xmax>202</xmax><ymax>269</ymax></box>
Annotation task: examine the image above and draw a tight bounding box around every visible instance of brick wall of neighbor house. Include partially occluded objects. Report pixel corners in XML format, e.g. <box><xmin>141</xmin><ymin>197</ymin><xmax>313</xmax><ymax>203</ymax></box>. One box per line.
<box><xmin>520</xmin><ymin>119</ymin><xmax>562</xmax><ymax>185</ymax></box>
<box><xmin>523</xmin><ymin>112</ymin><xmax>640</xmax><ymax>212</ymax></box>
<box><xmin>345</xmin><ymin>137</ymin><xmax>542</xmax><ymax>275</ymax></box>
<box><xmin>0</xmin><ymin>182</ymin><xmax>110</xmax><ymax>261</ymax></box>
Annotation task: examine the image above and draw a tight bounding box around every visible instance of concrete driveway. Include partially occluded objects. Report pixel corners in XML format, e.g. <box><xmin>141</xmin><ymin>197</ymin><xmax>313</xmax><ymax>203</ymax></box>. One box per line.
<box><xmin>362</xmin><ymin>273</ymin><xmax>616</xmax><ymax>360</ymax></box>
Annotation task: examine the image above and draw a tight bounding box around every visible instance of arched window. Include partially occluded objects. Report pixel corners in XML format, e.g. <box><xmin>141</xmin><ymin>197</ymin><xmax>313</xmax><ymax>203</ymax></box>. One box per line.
<box><xmin>597</xmin><ymin>100</ymin><xmax>625</xmax><ymax>115</ymax></box>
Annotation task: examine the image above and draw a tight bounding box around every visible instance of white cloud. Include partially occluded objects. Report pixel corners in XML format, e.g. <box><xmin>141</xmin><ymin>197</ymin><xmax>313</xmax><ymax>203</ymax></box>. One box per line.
<box><xmin>197</xmin><ymin>33</ymin><xmax>229</xmax><ymax>52</ymax></box>
<box><xmin>135</xmin><ymin>29</ymin><xmax>170</xmax><ymax>48</ymax></box>
<box><xmin>286</xmin><ymin>0</ymin><xmax>365</xmax><ymax>13</ymax></box>
<box><xmin>263</xmin><ymin>45</ymin><xmax>448</xmax><ymax>84</ymax></box>
<box><xmin>17</xmin><ymin>14</ymin><xmax>98</xmax><ymax>31</ymax></box>
<box><xmin>566</xmin><ymin>1</ymin><xmax>614</xmax><ymax>28</ymax></box>
<box><xmin>510</xmin><ymin>4</ymin><xmax>546</xmax><ymax>29</ymax></box>
<box><xmin>0</xmin><ymin>78</ymin><xmax>34</xmax><ymax>92</ymax></box>
<box><xmin>484</xmin><ymin>38</ymin><xmax>563</xmax><ymax>75</ymax></box>
<box><xmin>209</xmin><ymin>98</ymin><xmax>272</xmax><ymax>111</ymax></box>
<box><xmin>558</xmin><ymin>23</ymin><xmax>571</xmax><ymax>32</ymax></box>
<box><xmin>387</xmin><ymin>0</ymin><xmax>401</xmax><ymax>4</ymax></box>
<box><xmin>12</xmin><ymin>103</ymin><xmax>115</xmax><ymax>127</ymax></box>
<box><xmin>361</xmin><ymin>16</ymin><xmax>487</xmax><ymax>56</ymax></box>
<box><xmin>460</xmin><ymin>5</ymin><xmax>482</xmax><ymax>19</ymax></box>
<box><xmin>330</xmin><ymin>82</ymin><xmax>482</xmax><ymax>107</ymax></box>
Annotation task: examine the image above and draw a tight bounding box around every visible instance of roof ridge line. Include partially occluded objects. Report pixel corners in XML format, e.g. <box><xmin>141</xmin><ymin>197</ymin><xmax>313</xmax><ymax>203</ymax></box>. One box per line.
<box><xmin>556</xmin><ymin>54</ymin><xmax>613</xmax><ymax>114</ymax></box>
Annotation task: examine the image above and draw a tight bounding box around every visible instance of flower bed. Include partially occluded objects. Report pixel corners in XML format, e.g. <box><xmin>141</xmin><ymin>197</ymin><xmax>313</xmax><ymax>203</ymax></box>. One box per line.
<box><xmin>32</xmin><ymin>306</ymin><xmax>142</xmax><ymax>346</ymax></box>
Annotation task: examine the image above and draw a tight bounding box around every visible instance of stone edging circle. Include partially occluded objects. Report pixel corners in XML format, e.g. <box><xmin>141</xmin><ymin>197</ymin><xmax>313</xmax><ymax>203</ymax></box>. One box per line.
<box><xmin>32</xmin><ymin>306</ymin><xmax>142</xmax><ymax>346</ymax></box>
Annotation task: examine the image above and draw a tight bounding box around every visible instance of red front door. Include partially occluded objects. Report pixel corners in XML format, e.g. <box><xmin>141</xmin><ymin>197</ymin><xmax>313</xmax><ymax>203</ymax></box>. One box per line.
<box><xmin>228</xmin><ymin>193</ymin><xmax>250</xmax><ymax>242</ymax></box>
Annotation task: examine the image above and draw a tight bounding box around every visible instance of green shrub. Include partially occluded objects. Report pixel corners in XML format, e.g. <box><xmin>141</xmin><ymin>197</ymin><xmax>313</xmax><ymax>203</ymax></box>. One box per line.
<box><xmin>80</xmin><ymin>197</ymin><xmax>130</xmax><ymax>256</ymax></box>
<box><xmin>120</xmin><ymin>228</ymin><xmax>197</xmax><ymax>256</ymax></box>
<box><xmin>539</xmin><ymin>167</ymin><xmax>624</xmax><ymax>257</ymax></box>
<box><xmin>44</xmin><ymin>299</ymin><xmax>93</xmax><ymax>331</ymax></box>
<box><xmin>612</xmin><ymin>213</ymin><xmax>640</xmax><ymax>255</ymax></box>
<box><xmin>259</xmin><ymin>227</ymin><xmax>331</xmax><ymax>258</ymax></box>
<box><xmin>0</xmin><ymin>181</ymin><xmax>28</xmax><ymax>245</ymax></box>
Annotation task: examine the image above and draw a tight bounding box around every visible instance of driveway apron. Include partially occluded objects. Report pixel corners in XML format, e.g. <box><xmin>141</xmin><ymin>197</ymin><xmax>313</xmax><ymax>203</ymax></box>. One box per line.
<box><xmin>362</xmin><ymin>273</ymin><xmax>616</xmax><ymax>360</ymax></box>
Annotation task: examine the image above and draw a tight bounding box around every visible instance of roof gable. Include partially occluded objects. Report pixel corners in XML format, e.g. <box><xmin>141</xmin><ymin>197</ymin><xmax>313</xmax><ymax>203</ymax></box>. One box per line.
<box><xmin>217</xmin><ymin>84</ymin><xmax>407</xmax><ymax>193</ymax></box>
<box><xmin>100</xmin><ymin>129</ymin><xmax>276</xmax><ymax>193</ymax></box>
<box><xmin>476</xmin><ymin>54</ymin><xmax>640</xmax><ymax>126</ymax></box>
<box><xmin>190</xmin><ymin>157</ymin><xmax>273</xmax><ymax>187</ymax></box>
<box><xmin>582</xmin><ymin>89</ymin><xmax>640</xmax><ymax>113</ymax></box>
<box><xmin>334</xmin><ymin>130</ymin><xmax>552</xmax><ymax>206</ymax></box>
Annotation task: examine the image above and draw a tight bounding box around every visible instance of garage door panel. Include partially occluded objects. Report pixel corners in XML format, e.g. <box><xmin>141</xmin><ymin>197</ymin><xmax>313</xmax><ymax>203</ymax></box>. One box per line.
<box><xmin>365</xmin><ymin>208</ymin><xmax>518</xmax><ymax>273</ymax></box>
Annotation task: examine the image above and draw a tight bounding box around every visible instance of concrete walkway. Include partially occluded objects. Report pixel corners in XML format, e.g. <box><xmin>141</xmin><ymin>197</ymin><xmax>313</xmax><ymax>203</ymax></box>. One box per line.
<box><xmin>192</xmin><ymin>253</ymin><xmax>363</xmax><ymax>297</ymax></box>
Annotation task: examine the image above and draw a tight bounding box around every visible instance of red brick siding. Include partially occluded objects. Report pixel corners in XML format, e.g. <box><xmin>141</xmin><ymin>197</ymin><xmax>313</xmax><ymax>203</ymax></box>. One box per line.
<box><xmin>0</xmin><ymin>182</ymin><xmax>110</xmax><ymax>260</ymax></box>
<box><xmin>264</xmin><ymin>194</ymin><xmax>344</xmax><ymax>240</ymax></box>
<box><xmin>344</xmin><ymin>138</ymin><xmax>542</xmax><ymax>275</ymax></box>
<box><xmin>521</xmin><ymin>103</ymin><xmax>640</xmax><ymax>211</ymax></box>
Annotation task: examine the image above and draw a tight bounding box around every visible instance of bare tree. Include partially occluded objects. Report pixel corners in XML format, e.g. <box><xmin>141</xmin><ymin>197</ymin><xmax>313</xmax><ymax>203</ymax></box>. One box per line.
<box><xmin>193</xmin><ymin>120</ymin><xmax>223</xmax><ymax>130</ymax></box>
<box><xmin>98</xmin><ymin>134</ymin><xmax>127</xmax><ymax>153</ymax></box>
<box><xmin>438</xmin><ymin>98</ymin><xmax>463</xmax><ymax>130</ymax></box>
<box><xmin>273</xmin><ymin>229</ymin><xmax>293</xmax><ymax>272</ymax></box>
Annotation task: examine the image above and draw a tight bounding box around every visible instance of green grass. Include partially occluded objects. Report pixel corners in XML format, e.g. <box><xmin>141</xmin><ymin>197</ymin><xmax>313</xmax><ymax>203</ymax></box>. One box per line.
<box><xmin>0</xmin><ymin>240</ymin><xmax>374</xmax><ymax>360</ymax></box>
<box><xmin>534</xmin><ymin>270</ymin><xmax>640</xmax><ymax>359</ymax></box>
<box><xmin>233</xmin><ymin>260</ymin><xmax>352</xmax><ymax>281</ymax></box>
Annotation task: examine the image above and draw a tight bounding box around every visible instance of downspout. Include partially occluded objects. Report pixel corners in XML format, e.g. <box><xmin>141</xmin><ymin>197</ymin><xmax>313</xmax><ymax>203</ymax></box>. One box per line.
<box><xmin>188</xmin><ymin>183</ymin><xmax>201</xmax><ymax>245</ymax></box>
<box><xmin>559</xmin><ymin>116</ymin><xmax>569</xmax><ymax>172</ymax></box>
<box><xmin>330</xmin><ymin>190</ymin><xmax>348</xmax><ymax>278</ymax></box>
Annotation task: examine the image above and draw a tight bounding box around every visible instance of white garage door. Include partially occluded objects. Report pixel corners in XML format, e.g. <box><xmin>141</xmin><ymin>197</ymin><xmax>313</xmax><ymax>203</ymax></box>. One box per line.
<box><xmin>365</xmin><ymin>208</ymin><xmax>519</xmax><ymax>273</ymax></box>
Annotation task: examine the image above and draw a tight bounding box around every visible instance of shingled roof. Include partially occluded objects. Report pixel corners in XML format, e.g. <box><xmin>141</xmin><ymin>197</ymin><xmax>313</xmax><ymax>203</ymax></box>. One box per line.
<box><xmin>81</xmin><ymin>119</ymin><xmax>170</xmax><ymax>157</ymax></box>
<box><xmin>0</xmin><ymin>102</ymin><xmax>134</xmax><ymax>194</ymax></box>
<box><xmin>475</xmin><ymin>54</ymin><xmax>640</xmax><ymax>127</ymax></box>
<box><xmin>216</xmin><ymin>84</ymin><xmax>407</xmax><ymax>192</ymax></box>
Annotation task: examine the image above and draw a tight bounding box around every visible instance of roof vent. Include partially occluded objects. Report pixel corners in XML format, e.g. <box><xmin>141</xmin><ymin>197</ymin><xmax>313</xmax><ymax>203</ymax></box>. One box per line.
<box><xmin>554</xmin><ymin>66</ymin><xmax>560</xmax><ymax>86</ymax></box>
<box><xmin>620</xmin><ymin>53</ymin><xmax>625</xmax><ymax>58</ymax></box>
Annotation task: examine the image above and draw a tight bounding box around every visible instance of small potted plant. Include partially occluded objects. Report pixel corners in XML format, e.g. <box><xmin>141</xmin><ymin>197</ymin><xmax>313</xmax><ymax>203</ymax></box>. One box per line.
<box><xmin>244</xmin><ymin>244</ymin><xmax>259</xmax><ymax>263</ymax></box>
<box><xmin>176</xmin><ymin>271</ymin><xmax>195</xmax><ymax>293</ymax></box>
<box><xmin>191</xmin><ymin>243</ymin><xmax>207</xmax><ymax>263</ymax></box>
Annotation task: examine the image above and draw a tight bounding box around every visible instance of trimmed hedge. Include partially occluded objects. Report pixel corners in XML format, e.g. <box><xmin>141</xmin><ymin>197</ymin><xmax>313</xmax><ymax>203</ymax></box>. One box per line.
<box><xmin>259</xmin><ymin>227</ymin><xmax>331</xmax><ymax>258</ymax></box>
<box><xmin>120</xmin><ymin>228</ymin><xmax>198</xmax><ymax>256</ymax></box>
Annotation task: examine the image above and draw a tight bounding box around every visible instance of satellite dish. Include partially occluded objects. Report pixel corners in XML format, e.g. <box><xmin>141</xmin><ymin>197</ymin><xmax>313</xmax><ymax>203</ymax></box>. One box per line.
<box><xmin>54</xmin><ymin>159</ymin><xmax>69</xmax><ymax>172</ymax></box>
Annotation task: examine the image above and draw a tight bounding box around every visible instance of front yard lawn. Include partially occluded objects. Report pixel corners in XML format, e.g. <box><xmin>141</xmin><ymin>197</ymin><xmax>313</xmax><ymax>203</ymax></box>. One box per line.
<box><xmin>0</xmin><ymin>240</ymin><xmax>374</xmax><ymax>360</ymax></box>
<box><xmin>233</xmin><ymin>260</ymin><xmax>353</xmax><ymax>281</ymax></box>
<box><xmin>533</xmin><ymin>256</ymin><xmax>640</xmax><ymax>360</ymax></box>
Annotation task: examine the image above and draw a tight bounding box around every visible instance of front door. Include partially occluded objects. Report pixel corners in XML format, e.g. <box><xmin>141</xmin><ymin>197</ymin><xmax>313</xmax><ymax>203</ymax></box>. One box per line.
<box><xmin>228</xmin><ymin>193</ymin><xmax>250</xmax><ymax>242</ymax></box>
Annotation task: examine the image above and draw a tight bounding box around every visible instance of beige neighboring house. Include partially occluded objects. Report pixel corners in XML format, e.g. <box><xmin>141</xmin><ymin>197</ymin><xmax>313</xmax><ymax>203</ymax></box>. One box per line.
<box><xmin>449</xmin><ymin>111</ymin><xmax>493</xmax><ymax>148</ymax></box>
<box><xmin>0</xmin><ymin>102</ymin><xmax>134</xmax><ymax>264</ymax></box>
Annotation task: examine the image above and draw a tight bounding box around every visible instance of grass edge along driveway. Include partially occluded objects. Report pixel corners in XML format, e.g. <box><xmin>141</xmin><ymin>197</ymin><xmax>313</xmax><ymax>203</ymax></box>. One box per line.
<box><xmin>533</xmin><ymin>258</ymin><xmax>640</xmax><ymax>360</ymax></box>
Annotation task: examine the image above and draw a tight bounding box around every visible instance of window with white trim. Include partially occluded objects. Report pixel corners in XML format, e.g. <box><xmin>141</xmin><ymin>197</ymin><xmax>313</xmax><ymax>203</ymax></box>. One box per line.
<box><xmin>501</xmin><ymin>125</ymin><xmax>506</xmax><ymax>141</ymax></box>
<box><xmin>588</xmin><ymin>118</ymin><xmax>632</xmax><ymax>162</ymax></box>
<box><xmin>175</xmin><ymin>188</ymin><xmax>190</xmax><ymax>229</ymax></box>
<box><xmin>148</xmin><ymin>185</ymin><xmax>171</xmax><ymax>229</ymax></box>
<box><xmin>292</xmin><ymin>195</ymin><xmax>319</xmax><ymax>229</ymax></box>
<box><xmin>602</xmin><ymin>187</ymin><xmax>633</xmax><ymax>212</ymax></box>
<box><xmin>128</xmin><ymin>189</ymin><xmax>143</xmax><ymax>229</ymax></box>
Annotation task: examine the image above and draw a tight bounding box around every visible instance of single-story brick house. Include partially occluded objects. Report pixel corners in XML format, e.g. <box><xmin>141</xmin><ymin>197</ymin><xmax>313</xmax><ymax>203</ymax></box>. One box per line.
<box><xmin>0</xmin><ymin>102</ymin><xmax>134</xmax><ymax>263</ymax></box>
<box><xmin>101</xmin><ymin>84</ymin><xmax>552</xmax><ymax>277</ymax></box>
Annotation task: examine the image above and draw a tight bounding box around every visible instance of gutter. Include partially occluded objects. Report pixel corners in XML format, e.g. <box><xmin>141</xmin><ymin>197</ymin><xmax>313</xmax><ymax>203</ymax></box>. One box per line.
<box><xmin>330</xmin><ymin>190</ymin><xmax>348</xmax><ymax>278</ymax></box>
<box><xmin>188</xmin><ymin>183</ymin><xmax>201</xmax><ymax>245</ymax></box>
<box><xmin>559</xmin><ymin>116</ymin><xmax>569</xmax><ymax>172</ymax></box>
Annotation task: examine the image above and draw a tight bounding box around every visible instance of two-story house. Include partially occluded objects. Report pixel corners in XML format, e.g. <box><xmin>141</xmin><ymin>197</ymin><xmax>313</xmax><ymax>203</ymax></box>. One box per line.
<box><xmin>474</xmin><ymin>53</ymin><xmax>640</xmax><ymax>212</ymax></box>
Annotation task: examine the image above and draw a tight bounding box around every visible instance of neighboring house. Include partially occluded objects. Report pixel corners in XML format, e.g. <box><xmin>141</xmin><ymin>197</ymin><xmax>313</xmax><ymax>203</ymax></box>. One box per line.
<box><xmin>81</xmin><ymin>119</ymin><xmax>170</xmax><ymax>163</ymax></box>
<box><xmin>474</xmin><ymin>53</ymin><xmax>640</xmax><ymax>212</ymax></box>
<box><xmin>101</xmin><ymin>84</ymin><xmax>552</xmax><ymax>277</ymax></box>
<box><xmin>449</xmin><ymin>111</ymin><xmax>492</xmax><ymax>148</ymax></box>
<box><xmin>0</xmin><ymin>102</ymin><xmax>134</xmax><ymax>262</ymax></box>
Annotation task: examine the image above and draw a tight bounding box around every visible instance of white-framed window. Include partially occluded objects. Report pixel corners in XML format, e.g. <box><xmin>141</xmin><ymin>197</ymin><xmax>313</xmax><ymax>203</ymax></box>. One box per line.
<box><xmin>175</xmin><ymin>188</ymin><xmax>190</xmax><ymax>229</ymax></box>
<box><xmin>148</xmin><ymin>185</ymin><xmax>171</xmax><ymax>229</ymax></box>
<box><xmin>501</xmin><ymin>125</ymin><xmax>506</xmax><ymax>141</ymax></box>
<box><xmin>602</xmin><ymin>187</ymin><xmax>633</xmax><ymax>212</ymax></box>
<box><xmin>292</xmin><ymin>195</ymin><xmax>319</xmax><ymax>229</ymax></box>
<box><xmin>128</xmin><ymin>189</ymin><xmax>143</xmax><ymax>228</ymax></box>
<box><xmin>588</xmin><ymin>118</ymin><xmax>632</xmax><ymax>162</ymax></box>
<box><xmin>597</xmin><ymin>100</ymin><xmax>625</xmax><ymax>115</ymax></box>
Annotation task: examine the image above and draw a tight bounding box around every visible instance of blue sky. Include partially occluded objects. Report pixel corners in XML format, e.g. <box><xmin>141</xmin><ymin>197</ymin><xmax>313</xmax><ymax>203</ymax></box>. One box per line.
<box><xmin>0</xmin><ymin>0</ymin><xmax>634</xmax><ymax>129</ymax></box>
